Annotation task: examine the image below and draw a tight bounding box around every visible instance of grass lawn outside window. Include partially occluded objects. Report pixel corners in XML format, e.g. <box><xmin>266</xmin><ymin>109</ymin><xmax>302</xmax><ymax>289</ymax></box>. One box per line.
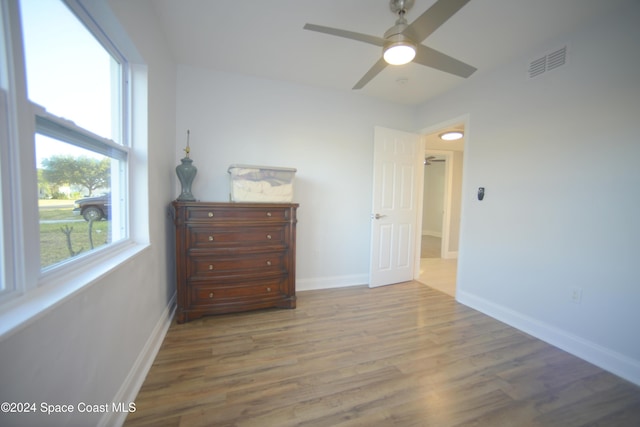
<box><xmin>39</xmin><ymin>199</ymin><xmax>111</xmax><ymax>268</ymax></box>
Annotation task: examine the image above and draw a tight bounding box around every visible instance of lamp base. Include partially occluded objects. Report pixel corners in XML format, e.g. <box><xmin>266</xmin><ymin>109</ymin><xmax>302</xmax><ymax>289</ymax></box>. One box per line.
<box><xmin>176</xmin><ymin>157</ymin><xmax>197</xmax><ymax>201</ymax></box>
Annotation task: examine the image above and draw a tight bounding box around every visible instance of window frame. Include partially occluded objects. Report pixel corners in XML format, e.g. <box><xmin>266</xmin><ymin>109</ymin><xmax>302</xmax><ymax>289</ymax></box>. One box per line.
<box><xmin>34</xmin><ymin>106</ymin><xmax>130</xmax><ymax>273</ymax></box>
<box><xmin>0</xmin><ymin>0</ymin><xmax>148</xmax><ymax>338</ymax></box>
<box><xmin>0</xmin><ymin>90</ymin><xmax>13</xmax><ymax>298</ymax></box>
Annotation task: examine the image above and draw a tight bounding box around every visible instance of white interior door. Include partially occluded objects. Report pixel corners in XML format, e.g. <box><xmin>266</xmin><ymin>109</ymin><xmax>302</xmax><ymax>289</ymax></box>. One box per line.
<box><xmin>369</xmin><ymin>126</ymin><xmax>423</xmax><ymax>288</ymax></box>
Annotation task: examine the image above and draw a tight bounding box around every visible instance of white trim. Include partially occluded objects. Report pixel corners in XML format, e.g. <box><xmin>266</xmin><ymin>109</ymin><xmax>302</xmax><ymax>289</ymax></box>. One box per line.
<box><xmin>99</xmin><ymin>293</ymin><xmax>176</xmax><ymax>427</ymax></box>
<box><xmin>35</xmin><ymin>108</ymin><xmax>129</xmax><ymax>159</ymax></box>
<box><xmin>412</xmin><ymin>135</ymin><xmax>427</xmax><ymax>287</ymax></box>
<box><xmin>443</xmin><ymin>250</ymin><xmax>458</xmax><ymax>260</ymax></box>
<box><xmin>418</xmin><ymin>113</ymin><xmax>470</xmax><ymax>137</ymax></box>
<box><xmin>457</xmin><ymin>290</ymin><xmax>640</xmax><ymax>387</ymax></box>
<box><xmin>296</xmin><ymin>274</ymin><xmax>369</xmax><ymax>291</ymax></box>
<box><xmin>0</xmin><ymin>89</ymin><xmax>12</xmax><ymax>297</ymax></box>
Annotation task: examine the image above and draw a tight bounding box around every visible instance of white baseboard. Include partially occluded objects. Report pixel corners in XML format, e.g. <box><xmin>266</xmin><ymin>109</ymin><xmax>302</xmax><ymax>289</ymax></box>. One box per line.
<box><xmin>422</xmin><ymin>230</ymin><xmax>442</xmax><ymax>238</ymax></box>
<box><xmin>457</xmin><ymin>290</ymin><xmax>640</xmax><ymax>387</ymax></box>
<box><xmin>297</xmin><ymin>274</ymin><xmax>369</xmax><ymax>291</ymax></box>
<box><xmin>100</xmin><ymin>293</ymin><xmax>176</xmax><ymax>427</ymax></box>
<box><xmin>443</xmin><ymin>251</ymin><xmax>458</xmax><ymax>259</ymax></box>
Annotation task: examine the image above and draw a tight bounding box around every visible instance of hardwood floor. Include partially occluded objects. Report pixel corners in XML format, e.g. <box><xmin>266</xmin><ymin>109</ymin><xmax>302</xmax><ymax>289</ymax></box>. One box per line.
<box><xmin>125</xmin><ymin>282</ymin><xmax>640</xmax><ymax>427</ymax></box>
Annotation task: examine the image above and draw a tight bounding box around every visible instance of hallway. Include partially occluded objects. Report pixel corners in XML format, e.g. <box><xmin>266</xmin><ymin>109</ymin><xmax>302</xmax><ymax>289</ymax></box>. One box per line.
<box><xmin>417</xmin><ymin>235</ymin><xmax>457</xmax><ymax>298</ymax></box>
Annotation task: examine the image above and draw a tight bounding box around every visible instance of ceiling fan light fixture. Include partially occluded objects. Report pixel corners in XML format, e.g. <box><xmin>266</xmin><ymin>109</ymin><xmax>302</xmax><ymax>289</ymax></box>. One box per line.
<box><xmin>439</xmin><ymin>131</ymin><xmax>464</xmax><ymax>141</ymax></box>
<box><xmin>303</xmin><ymin>0</ymin><xmax>476</xmax><ymax>89</ymax></box>
<box><xmin>383</xmin><ymin>41</ymin><xmax>416</xmax><ymax>65</ymax></box>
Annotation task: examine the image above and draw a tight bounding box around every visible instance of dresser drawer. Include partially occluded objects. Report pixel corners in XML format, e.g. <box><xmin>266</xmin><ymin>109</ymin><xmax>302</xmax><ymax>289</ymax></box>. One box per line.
<box><xmin>187</xmin><ymin>225</ymin><xmax>285</xmax><ymax>248</ymax></box>
<box><xmin>190</xmin><ymin>278</ymin><xmax>284</xmax><ymax>305</ymax></box>
<box><xmin>185</xmin><ymin>206</ymin><xmax>291</xmax><ymax>222</ymax></box>
<box><xmin>188</xmin><ymin>252</ymin><xmax>285</xmax><ymax>277</ymax></box>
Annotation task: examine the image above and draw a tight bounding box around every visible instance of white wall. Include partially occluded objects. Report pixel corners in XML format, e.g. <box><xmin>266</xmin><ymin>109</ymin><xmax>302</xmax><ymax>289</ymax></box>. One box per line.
<box><xmin>0</xmin><ymin>1</ymin><xmax>177</xmax><ymax>425</ymax></box>
<box><xmin>416</xmin><ymin>0</ymin><xmax>640</xmax><ymax>385</ymax></box>
<box><xmin>176</xmin><ymin>65</ymin><xmax>415</xmax><ymax>290</ymax></box>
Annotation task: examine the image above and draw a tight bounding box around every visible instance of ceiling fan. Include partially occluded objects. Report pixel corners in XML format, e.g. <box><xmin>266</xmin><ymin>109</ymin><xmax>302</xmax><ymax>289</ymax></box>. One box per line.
<box><xmin>424</xmin><ymin>156</ymin><xmax>446</xmax><ymax>165</ymax></box>
<box><xmin>303</xmin><ymin>0</ymin><xmax>477</xmax><ymax>89</ymax></box>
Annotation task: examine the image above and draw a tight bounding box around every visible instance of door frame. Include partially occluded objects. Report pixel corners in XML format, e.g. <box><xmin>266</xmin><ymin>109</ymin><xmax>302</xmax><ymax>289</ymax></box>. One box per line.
<box><xmin>413</xmin><ymin>114</ymin><xmax>468</xmax><ymax>280</ymax></box>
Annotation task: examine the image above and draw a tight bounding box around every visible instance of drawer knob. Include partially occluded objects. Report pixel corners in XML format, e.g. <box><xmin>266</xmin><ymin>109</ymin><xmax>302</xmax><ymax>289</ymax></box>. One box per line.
<box><xmin>208</xmin><ymin>235</ymin><xmax>214</xmax><ymax>241</ymax></box>
<box><xmin>208</xmin><ymin>264</ymin><xmax>214</xmax><ymax>270</ymax></box>
<box><xmin>209</xmin><ymin>292</ymin><xmax>214</xmax><ymax>298</ymax></box>
<box><xmin>208</xmin><ymin>212</ymin><xmax>214</xmax><ymax>217</ymax></box>
<box><xmin>266</xmin><ymin>234</ymin><xmax>272</xmax><ymax>240</ymax></box>
<box><xmin>266</xmin><ymin>212</ymin><xmax>272</xmax><ymax>217</ymax></box>
<box><xmin>266</xmin><ymin>260</ymin><xmax>272</xmax><ymax>266</ymax></box>
<box><xmin>266</xmin><ymin>287</ymin><xmax>271</xmax><ymax>292</ymax></box>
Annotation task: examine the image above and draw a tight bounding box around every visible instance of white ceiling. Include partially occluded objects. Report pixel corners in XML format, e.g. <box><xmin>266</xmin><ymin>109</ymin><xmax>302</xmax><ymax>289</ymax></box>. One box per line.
<box><xmin>152</xmin><ymin>0</ymin><xmax>628</xmax><ymax>106</ymax></box>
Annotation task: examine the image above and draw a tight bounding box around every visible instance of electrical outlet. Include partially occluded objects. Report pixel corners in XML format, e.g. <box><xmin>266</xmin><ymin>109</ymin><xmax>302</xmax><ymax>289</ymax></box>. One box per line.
<box><xmin>571</xmin><ymin>287</ymin><xmax>583</xmax><ymax>304</ymax></box>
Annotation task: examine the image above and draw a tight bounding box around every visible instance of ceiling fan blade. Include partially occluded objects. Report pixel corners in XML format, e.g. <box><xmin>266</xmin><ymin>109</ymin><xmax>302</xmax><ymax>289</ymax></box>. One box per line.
<box><xmin>414</xmin><ymin>44</ymin><xmax>476</xmax><ymax>78</ymax></box>
<box><xmin>303</xmin><ymin>23</ymin><xmax>385</xmax><ymax>47</ymax></box>
<box><xmin>425</xmin><ymin>156</ymin><xmax>445</xmax><ymax>164</ymax></box>
<box><xmin>353</xmin><ymin>58</ymin><xmax>388</xmax><ymax>89</ymax></box>
<box><xmin>403</xmin><ymin>0</ymin><xmax>471</xmax><ymax>44</ymax></box>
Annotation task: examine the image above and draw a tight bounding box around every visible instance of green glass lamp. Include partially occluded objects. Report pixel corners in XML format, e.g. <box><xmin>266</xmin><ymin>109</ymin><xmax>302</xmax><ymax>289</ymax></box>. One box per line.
<box><xmin>176</xmin><ymin>130</ymin><xmax>197</xmax><ymax>201</ymax></box>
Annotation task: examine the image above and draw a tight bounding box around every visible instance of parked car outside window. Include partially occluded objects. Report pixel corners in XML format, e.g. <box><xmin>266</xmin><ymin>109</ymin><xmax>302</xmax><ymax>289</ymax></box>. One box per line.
<box><xmin>73</xmin><ymin>193</ymin><xmax>110</xmax><ymax>221</ymax></box>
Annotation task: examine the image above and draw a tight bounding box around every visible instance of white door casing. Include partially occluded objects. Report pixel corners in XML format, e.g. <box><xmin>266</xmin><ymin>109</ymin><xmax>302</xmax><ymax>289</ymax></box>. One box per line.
<box><xmin>369</xmin><ymin>126</ymin><xmax>423</xmax><ymax>288</ymax></box>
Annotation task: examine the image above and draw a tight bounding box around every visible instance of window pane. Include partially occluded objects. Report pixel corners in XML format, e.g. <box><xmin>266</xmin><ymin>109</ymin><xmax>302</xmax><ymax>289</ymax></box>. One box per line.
<box><xmin>20</xmin><ymin>0</ymin><xmax>120</xmax><ymax>142</ymax></box>
<box><xmin>37</xmin><ymin>134</ymin><xmax>125</xmax><ymax>270</ymax></box>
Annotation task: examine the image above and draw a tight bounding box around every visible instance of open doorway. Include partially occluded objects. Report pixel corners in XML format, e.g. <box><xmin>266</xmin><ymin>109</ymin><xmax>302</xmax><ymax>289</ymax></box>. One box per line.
<box><xmin>415</xmin><ymin>123</ymin><xmax>464</xmax><ymax>298</ymax></box>
<box><xmin>421</xmin><ymin>152</ymin><xmax>447</xmax><ymax>258</ymax></box>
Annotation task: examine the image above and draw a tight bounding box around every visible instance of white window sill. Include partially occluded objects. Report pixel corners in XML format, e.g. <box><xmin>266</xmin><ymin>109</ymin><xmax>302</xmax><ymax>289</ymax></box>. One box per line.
<box><xmin>0</xmin><ymin>241</ymin><xmax>149</xmax><ymax>340</ymax></box>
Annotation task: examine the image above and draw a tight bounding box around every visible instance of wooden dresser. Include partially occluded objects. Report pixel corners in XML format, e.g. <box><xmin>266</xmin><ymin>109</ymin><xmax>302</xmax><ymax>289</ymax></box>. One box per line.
<box><xmin>172</xmin><ymin>201</ymin><xmax>298</xmax><ymax>323</ymax></box>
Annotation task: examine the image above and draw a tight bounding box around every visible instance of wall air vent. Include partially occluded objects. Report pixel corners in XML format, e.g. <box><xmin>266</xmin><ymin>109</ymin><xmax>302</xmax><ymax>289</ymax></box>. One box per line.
<box><xmin>528</xmin><ymin>45</ymin><xmax>567</xmax><ymax>79</ymax></box>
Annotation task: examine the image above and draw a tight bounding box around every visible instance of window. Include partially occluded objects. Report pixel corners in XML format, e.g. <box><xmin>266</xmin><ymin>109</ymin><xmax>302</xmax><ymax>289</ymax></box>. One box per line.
<box><xmin>0</xmin><ymin>1</ymin><xmax>14</xmax><ymax>298</ymax></box>
<box><xmin>0</xmin><ymin>0</ymin><xmax>145</xmax><ymax>327</ymax></box>
<box><xmin>19</xmin><ymin>0</ymin><xmax>128</xmax><ymax>271</ymax></box>
<box><xmin>0</xmin><ymin>88</ymin><xmax>9</xmax><ymax>292</ymax></box>
<box><xmin>0</xmin><ymin>92</ymin><xmax>8</xmax><ymax>294</ymax></box>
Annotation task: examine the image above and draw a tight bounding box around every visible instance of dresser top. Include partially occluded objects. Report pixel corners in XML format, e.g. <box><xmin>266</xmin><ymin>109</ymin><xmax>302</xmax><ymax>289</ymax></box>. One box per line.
<box><xmin>173</xmin><ymin>201</ymin><xmax>299</xmax><ymax>208</ymax></box>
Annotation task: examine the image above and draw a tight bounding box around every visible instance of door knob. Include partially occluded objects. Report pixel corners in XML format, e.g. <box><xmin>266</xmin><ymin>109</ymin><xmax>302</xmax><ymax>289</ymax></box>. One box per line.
<box><xmin>372</xmin><ymin>213</ymin><xmax>387</xmax><ymax>220</ymax></box>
